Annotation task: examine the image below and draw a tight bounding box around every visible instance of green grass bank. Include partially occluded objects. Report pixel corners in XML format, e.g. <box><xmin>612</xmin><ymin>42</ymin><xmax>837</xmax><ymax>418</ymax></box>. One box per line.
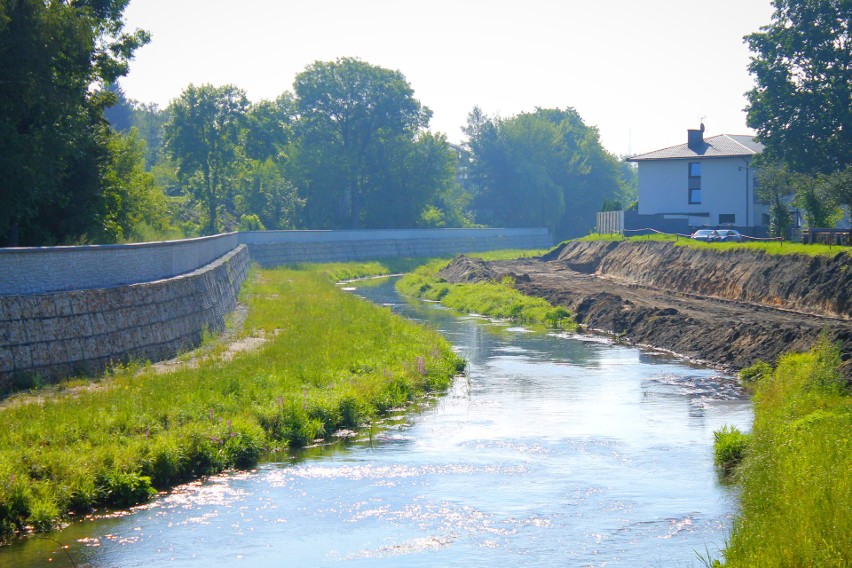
<box><xmin>0</xmin><ymin>264</ymin><xmax>464</xmax><ymax>539</ymax></box>
<box><xmin>716</xmin><ymin>335</ymin><xmax>851</xmax><ymax>566</ymax></box>
<box><xmin>396</xmin><ymin>254</ymin><xmax>574</xmax><ymax>329</ymax></box>
<box><xmin>580</xmin><ymin>233</ymin><xmax>852</xmax><ymax>257</ymax></box>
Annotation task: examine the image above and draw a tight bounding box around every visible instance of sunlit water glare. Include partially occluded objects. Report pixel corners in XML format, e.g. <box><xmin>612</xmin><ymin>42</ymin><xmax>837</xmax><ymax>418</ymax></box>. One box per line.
<box><xmin>3</xmin><ymin>278</ymin><xmax>751</xmax><ymax>567</ymax></box>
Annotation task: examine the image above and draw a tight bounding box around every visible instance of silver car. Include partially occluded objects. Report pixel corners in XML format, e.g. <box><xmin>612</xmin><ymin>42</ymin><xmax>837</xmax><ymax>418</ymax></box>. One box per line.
<box><xmin>691</xmin><ymin>229</ymin><xmax>720</xmax><ymax>242</ymax></box>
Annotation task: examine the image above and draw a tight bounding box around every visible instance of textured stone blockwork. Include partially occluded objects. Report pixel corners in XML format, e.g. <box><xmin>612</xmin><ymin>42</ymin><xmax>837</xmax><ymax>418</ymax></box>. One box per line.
<box><xmin>0</xmin><ymin>245</ymin><xmax>249</xmax><ymax>389</ymax></box>
<box><xmin>0</xmin><ymin>228</ymin><xmax>552</xmax><ymax>388</ymax></box>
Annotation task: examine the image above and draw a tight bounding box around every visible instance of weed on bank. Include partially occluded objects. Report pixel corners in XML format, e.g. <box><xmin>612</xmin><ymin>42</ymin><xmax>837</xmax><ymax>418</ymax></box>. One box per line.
<box><xmin>397</xmin><ymin>258</ymin><xmax>574</xmax><ymax>329</ymax></box>
<box><xmin>580</xmin><ymin>233</ymin><xmax>851</xmax><ymax>257</ymax></box>
<box><xmin>714</xmin><ymin>335</ymin><xmax>851</xmax><ymax>566</ymax></box>
<box><xmin>0</xmin><ymin>265</ymin><xmax>463</xmax><ymax>539</ymax></box>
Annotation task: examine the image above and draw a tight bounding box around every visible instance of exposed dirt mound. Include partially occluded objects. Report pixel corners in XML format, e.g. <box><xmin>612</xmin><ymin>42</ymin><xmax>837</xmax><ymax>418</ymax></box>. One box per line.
<box><xmin>438</xmin><ymin>256</ymin><xmax>498</xmax><ymax>283</ymax></box>
<box><xmin>588</xmin><ymin>241</ymin><xmax>852</xmax><ymax>318</ymax></box>
<box><xmin>541</xmin><ymin>240</ymin><xmax>619</xmax><ymax>273</ymax></box>
<box><xmin>440</xmin><ymin>242</ymin><xmax>852</xmax><ymax>376</ymax></box>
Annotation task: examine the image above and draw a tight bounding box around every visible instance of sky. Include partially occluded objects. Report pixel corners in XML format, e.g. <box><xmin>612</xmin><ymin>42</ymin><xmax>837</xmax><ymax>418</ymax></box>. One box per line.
<box><xmin>120</xmin><ymin>0</ymin><xmax>775</xmax><ymax>157</ymax></box>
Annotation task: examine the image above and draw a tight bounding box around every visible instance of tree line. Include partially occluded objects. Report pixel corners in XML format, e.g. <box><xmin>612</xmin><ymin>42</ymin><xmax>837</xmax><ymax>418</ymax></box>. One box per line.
<box><xmin>1</xmin><ymin>1</ymin><xmax>633</xmax><ymax>247</ymax></box>
<box><xmin>746</xmin><ymin>0</ymin><xmax>851</xmax><ymax>236</ymax></box>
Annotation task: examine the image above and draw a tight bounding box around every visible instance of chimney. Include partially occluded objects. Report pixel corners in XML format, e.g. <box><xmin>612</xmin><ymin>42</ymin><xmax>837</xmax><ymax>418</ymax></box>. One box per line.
<box><xmin>687</xmin><ymin>122</ymin><xmax>705</xmax><ymax>151</ymax></box>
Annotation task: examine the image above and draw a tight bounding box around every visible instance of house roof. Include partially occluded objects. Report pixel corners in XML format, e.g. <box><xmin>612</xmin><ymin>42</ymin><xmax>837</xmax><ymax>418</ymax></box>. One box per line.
<box><xmin>627</xmin><ymin>134</ymin><xmax>764</xmax><ymax>161</ymax></box>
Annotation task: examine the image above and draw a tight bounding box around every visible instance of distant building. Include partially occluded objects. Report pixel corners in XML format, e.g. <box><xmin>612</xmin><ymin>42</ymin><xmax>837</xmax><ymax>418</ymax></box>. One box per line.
<box><xmin>602</xmin><ymin>125</ymin><xmax>768</xmax><ymax>236</ymax></box>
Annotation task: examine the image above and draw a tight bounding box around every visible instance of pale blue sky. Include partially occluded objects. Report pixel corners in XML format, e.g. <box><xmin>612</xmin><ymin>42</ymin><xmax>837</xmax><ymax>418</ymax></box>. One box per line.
<box><xmin>120</xmin><ymin>0</ymin><xmax>775</xmax><ymax>156</ymax></box>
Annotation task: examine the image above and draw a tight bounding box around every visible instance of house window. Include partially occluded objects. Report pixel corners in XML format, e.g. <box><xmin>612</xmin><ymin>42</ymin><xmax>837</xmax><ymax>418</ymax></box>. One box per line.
<box><xmin>688</xmin><ymin>162</ymin><xmax>701</xmax><ymax>204</ymax></box>
<box><xmin>719</xmin><ymin>213</ymin><xmax>736</xmax><ymax>225</ymax></box>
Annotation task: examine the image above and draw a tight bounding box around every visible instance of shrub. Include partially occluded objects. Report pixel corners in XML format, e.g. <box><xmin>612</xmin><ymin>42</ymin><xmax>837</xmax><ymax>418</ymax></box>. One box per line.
<box><xmin>96</xmin><ymin>469</ymin><xmax>156</xmax><ymax>508</ymax></box>
<box><xmin>739</xmin><ymin>360</ymin><xmax>772</xmax><ymax>385</ymax></box>
<box><xmin>713</xmin><ymin>425</ymin><xmax>750</xmax><ymax>476</ymax></box>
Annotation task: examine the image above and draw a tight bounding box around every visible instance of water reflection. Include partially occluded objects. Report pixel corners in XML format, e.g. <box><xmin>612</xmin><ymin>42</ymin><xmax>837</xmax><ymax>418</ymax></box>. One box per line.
<box><xmin>3</xmin><ymin>277</ymin><xmax>752</xmax><ymax>567</ymax></box>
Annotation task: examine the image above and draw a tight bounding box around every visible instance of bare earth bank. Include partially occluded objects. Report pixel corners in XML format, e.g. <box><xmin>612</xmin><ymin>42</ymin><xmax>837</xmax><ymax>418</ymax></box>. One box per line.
<box><xmin>439</xmin><ymin>241</ymin><xmax>852</xmax><ymax>377</ymax></box>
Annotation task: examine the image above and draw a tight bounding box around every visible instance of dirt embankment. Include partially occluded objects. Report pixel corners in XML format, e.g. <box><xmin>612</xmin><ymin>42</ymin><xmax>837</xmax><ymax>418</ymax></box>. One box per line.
<box><xmin>440</xmin><ymin>242</ymin><xmax>852</xmax><ymax>376</ymax></box>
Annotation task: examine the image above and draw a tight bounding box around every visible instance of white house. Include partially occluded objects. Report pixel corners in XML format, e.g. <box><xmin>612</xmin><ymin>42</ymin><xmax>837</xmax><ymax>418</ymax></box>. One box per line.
<box><xmin>628</xmin><ymin>125</ymin><xmax>767</xmax><ymax>232</ymax></box>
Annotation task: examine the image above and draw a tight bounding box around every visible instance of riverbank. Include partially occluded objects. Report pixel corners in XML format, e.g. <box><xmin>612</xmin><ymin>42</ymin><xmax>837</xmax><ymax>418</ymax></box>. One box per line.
<box><xmin>720</xmin><ymin>336</ymin><xmax>851</xmax><ymax>566</ymax></box>
<box><xmin>396</xmin><ymin>257</ymin><xmax>573</xmax><ymax>329</ymax></box>
<box><xmin>435</xmin><ymin>241</ymin><xmax>851</xmax><ymax>376</ymax></box>
<box><xmin>0</xmin><ymin>264</ymin><xmax>463</xmax><ymax>540</ymax></box>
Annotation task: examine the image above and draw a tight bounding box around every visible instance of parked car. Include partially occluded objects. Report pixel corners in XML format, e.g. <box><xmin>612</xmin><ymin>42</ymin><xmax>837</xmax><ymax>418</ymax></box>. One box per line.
<box><xmin>690</xmin><ymin>229</ymin><xmax>720</xmax><ymax>242</ymax></box>
<box><xmin>716</xmin><ymin>229</ymin><xmax>743</xmax><ymax>242</ymax></box>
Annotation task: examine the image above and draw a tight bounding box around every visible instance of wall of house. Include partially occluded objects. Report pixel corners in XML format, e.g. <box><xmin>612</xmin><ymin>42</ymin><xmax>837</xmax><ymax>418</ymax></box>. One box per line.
<box><xmin>637</xmin><ymin>158</ymin><xmax>765</xmax><ymax>229</ymax></box>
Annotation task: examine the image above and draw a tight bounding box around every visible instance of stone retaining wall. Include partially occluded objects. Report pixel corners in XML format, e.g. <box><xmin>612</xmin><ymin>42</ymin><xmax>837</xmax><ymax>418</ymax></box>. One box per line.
<box><xmin>0</xmin><ymin>245</ymin><xmax>249</xmax><ymax>390</ymax></box>
<box><xmin>0</xmin><ymin>228</ymin><xmax>551</xmax><ymax>388</ymax></box>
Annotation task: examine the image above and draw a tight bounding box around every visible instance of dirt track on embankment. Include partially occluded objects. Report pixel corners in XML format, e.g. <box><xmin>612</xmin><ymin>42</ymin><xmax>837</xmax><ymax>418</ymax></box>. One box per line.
<box><xmin>439</xmin><ymin>241</ymin><xmax>852</xmax><ymax>377</ymax></box>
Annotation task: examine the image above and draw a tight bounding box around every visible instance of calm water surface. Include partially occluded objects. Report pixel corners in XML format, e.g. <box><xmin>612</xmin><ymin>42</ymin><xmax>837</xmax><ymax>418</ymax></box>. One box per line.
<box><xmin>4</xmin><ymin>278</ymin><xmax>752</xmax><ymax>567</ymax></box>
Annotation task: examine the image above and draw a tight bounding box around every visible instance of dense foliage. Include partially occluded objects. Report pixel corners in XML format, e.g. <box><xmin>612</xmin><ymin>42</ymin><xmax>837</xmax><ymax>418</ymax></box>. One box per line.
<box><xmin>745</xmin><ymin>0</ymin><xmax>852</xmax><ymax>233</ymax></box>
<box><xmin>0</xmin><ymin>0</ymin><xmax>150</xmax><ymax>246</ymax></box>
<box><xmin>136</xmin><ymin>58</ymin><xmax>468</xmax><ymax>235</ymax></box>
<box><xmin>463</xmin><ymin>107</ymin><xmax>635</xmax><ymax>239</ymax></box>
<box><xmin>2</xmin><ymin>0</ymin><xmax>635</xmax><ymax>245</ymax></box>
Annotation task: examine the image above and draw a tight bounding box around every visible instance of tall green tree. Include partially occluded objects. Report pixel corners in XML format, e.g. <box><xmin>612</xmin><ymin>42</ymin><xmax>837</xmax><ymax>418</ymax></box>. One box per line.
<box><xmin>244</xmin><ymin>94</ymin><xmax>295</xmax><ymax>162</ymax></box>
<box><xmin>233</xmin><ymin>158</ymin><xmax>303</xmax><ymax>230</ymax></box>
<box><xmin>744</xmin><ymin>0</ymin><xmax>851</xmax><ymax>176</ymax></box>
<box><xmin>164</xmin><ymin>84</ymin><xmax>249</xmax><ymax>234</ymax></box>
<box><xmin>464</xmin><ymin>107</ymin><xmax>624</xmax><ymax>238</ymax></box>
<box><xmin>361</xmin><ymin>131</ymin><xmax>460</xmax><ymax>228</ymax></box>
<box><xmin>0</xmin><ymin>0</ymin><xmax>149</xmax><ymax>245</ymax></box>
<box><xmin>292</xmin><ymin>58</ymin><xmax>431</xmax><ymax>228</ymax></box>
<box><xmin>98</xmin><ymin>129</ymin><xmax>173</xmax><ymax>242</ymax></box>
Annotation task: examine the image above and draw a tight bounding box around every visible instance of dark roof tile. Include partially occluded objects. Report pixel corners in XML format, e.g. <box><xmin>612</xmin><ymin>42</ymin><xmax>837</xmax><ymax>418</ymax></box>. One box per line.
<box><xmin>628</xmin><ymin>134</ymin><xmax>764</xmax><ymax>161</ymax></box>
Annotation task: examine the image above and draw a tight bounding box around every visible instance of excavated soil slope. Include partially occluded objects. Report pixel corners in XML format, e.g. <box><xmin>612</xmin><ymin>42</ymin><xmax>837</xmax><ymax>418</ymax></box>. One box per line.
<box><xmin>440</xmin><ymin>242</ymin><xmax>852</xmax><ymax>376</ymax></box>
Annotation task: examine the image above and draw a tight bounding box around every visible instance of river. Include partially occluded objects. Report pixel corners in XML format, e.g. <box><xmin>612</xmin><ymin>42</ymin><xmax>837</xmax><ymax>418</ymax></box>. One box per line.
<box><xmin>3</xmin><ymin>277</ymin><xmax>752</xmax><ymax>567</ymax></box>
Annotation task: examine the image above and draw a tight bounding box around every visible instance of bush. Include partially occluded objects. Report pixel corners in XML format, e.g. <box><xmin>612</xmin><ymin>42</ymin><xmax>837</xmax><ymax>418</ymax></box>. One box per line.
<box><xmin>713</xmin><ymin>425</ymin><xmax>750</xmax><ymax>476</ymax></box>
<box><xmin>739</xmin><ymin>360</ymin><xmax>772</xmax><ymax>385</ymax></box>
<box><xmin>96</xmin><ymin>469</ymin><xmax>156</xmax><ymax>508</ymax></box>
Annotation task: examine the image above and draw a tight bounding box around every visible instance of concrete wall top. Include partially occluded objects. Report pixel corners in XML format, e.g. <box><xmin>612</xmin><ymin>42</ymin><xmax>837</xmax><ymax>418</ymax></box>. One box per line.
<box><xmin>237</xmin><ymin>228</ymin><xmax>550</xmax><ymax>244</ymax></box>
<box><xmin>0</xmin><ymin>233</ymin><xmax>239</xmax><ymax>295</ymax></box>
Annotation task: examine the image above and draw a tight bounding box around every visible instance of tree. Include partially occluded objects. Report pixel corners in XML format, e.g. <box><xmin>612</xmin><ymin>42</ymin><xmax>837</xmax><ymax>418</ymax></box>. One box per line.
<box><xmin>243</xmin><ymin>94</ymin><xmax>295</xmax><ymax>162</ymax></box>
<box><xmin>129</xmin><ymin>101</ymin><xmax>169</xmax><ymax>169</ymax></box>
<box><xmin>755</xmin><ymin>163</ymin><xmax>797</xmax><ymax>236</ymax></box>
<box><xmin>293</xmin><ymin>58</ymin><xmax>431</xmax><ymax>228</ymax></box>
<box><xmin>233</xmin><ymin>158</ymin><xmax>303</xmax><ymax>230</ymax></box>
<box><xmin>98</xmin><ymin>129</ymin><xmax>173</xmax><ymax>242</ymax></box>
<box><xmin>0</xmin><ymin>0</ymin><xmax>149</xmax><ymax>245</ymax></box>
<box><xmin>164</xmin><ymin>84</ymin><xmax>249</xmax><ymax>234</ymax></box>
<box><xmin>822</xmin><ymin>166</ymin><xmax>852</xmax><ymax>220</ymax></box>
<box><xmin>463</xmin><ymin>107</ymin><xmax>625</xmax><ymax>238</ymax></box>
<box><xmin>361</xmin><ymin>131</ymin><xmax>461</xmax><ymax>228</ymax></box>
<box><xmin>744</xmin><ymin>0</ymin><xmax>851</xmax><ymax>176</ymax></box>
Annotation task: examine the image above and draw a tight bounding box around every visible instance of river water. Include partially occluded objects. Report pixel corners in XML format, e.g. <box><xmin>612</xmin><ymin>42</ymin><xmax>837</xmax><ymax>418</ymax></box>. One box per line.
<box><xmin>4</xmin><ymin>278</ymin><xmax>752</xmax><ymax>567</ymax></box>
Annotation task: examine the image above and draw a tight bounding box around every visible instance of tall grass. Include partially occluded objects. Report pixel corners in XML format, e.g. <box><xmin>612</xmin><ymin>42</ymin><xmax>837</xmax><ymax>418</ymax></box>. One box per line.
<box><xmin>0</xmin><ymin>265</ymin><xmax>463</xmax><ymax>539</ymax></box>
<box><xmin>580</xmin><ymin>233</ymin><xmax>851</xmax><ymax>257</ymax></box>
<box><xmin>287</xmin><ymin>257</ymin><xmax>433</xmax><ymax>282</ymax></box>
<box><xmin>717</xmin><ymin>334</ymin><xmax>851</xmax><ymax>566</ymax></box>
<box><xmin>397</xmin><ymin>258</ymin><xmax>574</xmax><ymax>329</ymax></box>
